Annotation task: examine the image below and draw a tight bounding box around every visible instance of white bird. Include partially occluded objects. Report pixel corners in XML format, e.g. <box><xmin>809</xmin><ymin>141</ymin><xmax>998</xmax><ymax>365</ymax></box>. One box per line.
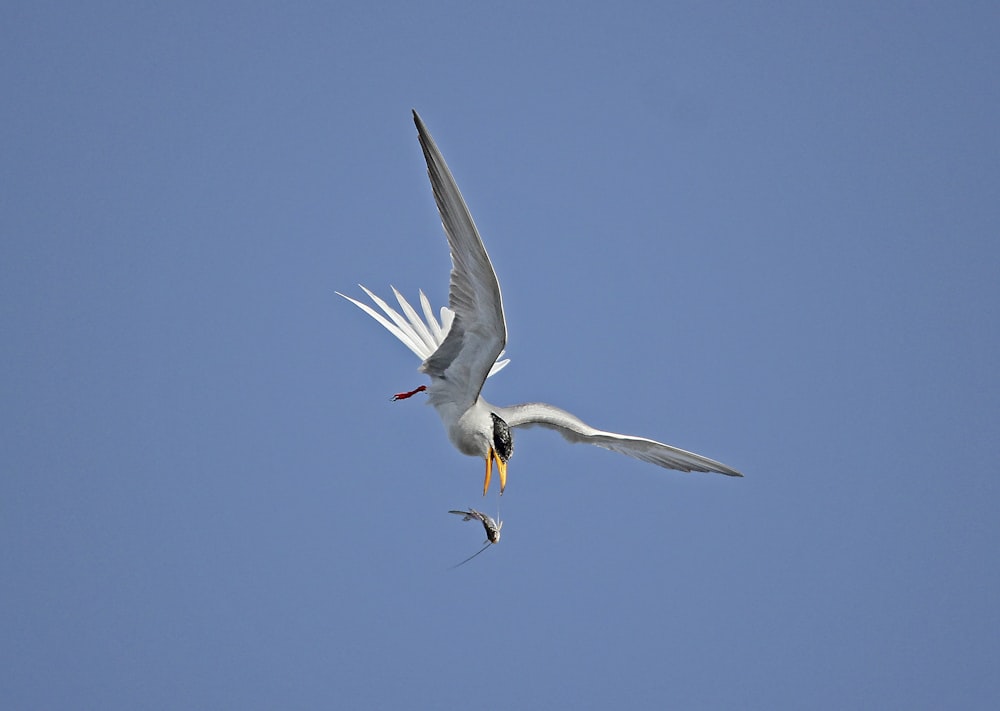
<box><xmin>338</xmin><ymin>110</ymin><xmax>742</xmax><ymax>496</ymax></box>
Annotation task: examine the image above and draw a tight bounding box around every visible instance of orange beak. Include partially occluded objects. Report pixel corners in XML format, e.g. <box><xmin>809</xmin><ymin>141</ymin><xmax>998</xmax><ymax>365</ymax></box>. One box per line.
<box><xmin>483</xmin><ymin>450</ymin><xmax>493</xmax><ymax>496</ymax></box>
<box><xmin>494</xmin><ymin>448</ymin><xmax>508</xmax><ymax>494</ymax></box>
<box><xmin>482</xmin><ymin>447</ymin><xmax>509</xmax><ymax>496</ymax></box>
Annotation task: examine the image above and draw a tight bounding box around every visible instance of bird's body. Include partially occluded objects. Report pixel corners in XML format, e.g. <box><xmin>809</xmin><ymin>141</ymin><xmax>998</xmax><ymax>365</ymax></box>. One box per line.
<box><xmin>338</xmin><ymin>111</ymin><xmax>741</xmax><ymax>495</ymax></box>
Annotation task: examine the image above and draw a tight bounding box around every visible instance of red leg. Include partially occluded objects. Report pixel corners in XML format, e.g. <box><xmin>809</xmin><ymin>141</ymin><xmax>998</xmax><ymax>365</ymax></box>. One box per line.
<box><xmin>391</xmin><ymin>385</ymin><xmax>427</xmax><ymax>401</ymax></box>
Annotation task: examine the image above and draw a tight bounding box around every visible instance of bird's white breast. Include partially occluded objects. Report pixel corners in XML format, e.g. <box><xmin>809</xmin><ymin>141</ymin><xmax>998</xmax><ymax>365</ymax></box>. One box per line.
<box><xmin>441</xmin><ymin>401</ymin><xmax>493</xmax><ymax>458</ymax></box>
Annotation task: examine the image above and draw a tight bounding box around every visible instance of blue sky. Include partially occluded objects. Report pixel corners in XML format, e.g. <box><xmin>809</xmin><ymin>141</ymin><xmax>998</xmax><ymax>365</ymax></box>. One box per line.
<box><xmin>3</xmin><ymin>2</ymin><xmax>999</xmax><ymax>708</ymax></box>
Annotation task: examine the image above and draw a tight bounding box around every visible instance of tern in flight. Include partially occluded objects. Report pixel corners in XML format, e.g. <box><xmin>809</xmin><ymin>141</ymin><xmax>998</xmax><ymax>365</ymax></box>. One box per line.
<box><xmin>339</xmin><ymin>111</ymin><xmax>742</xmax><ymax>496</ymax></box>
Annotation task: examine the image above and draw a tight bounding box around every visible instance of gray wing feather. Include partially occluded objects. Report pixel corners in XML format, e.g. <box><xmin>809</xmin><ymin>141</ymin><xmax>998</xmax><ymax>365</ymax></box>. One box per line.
<box><xmin>412</xmin><ymin>110</ymin><xmax>507</xmax><ymax>410</ymax></box>
<box><xmin>494</xmin><ymin>402</ymin><xmax>742</xmax><ymax>477</ymax></box>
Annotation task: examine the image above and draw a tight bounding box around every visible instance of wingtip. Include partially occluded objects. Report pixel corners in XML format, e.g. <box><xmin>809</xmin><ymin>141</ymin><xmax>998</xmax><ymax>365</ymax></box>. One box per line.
<box><xmin>412</xmin><ymin>110</ymin><xmax>433</xmax><ymax>147</ymax></box>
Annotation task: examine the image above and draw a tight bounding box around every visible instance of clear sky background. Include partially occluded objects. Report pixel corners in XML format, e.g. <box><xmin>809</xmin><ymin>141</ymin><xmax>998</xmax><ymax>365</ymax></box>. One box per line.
<box><xmin>3</xmin><ymin>2</ymin><xmax>998</xmax><ymax>709</ymax></box>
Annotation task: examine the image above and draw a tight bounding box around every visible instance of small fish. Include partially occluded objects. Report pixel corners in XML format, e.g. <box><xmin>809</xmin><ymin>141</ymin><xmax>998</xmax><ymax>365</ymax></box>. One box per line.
<box><xmin>448</xmin><ymin>508</ymin><xmax>502</xmax><ymax>568</ymax></box>
<box><xmin>449</xmin><ymin>508</ymin><xmax>502</xmax><ymax>543</ymax></box>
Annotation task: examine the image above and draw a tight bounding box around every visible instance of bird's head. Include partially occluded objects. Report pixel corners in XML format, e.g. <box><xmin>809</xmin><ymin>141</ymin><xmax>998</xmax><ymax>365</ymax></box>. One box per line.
<box><xmin>482</xmin><ymin>413</ymin><xmax>514</xmax><ymax>496</ymax></box>
<box><xmin>490</xmin><ymin>413</ymin><xmax>513</xmax><ymax>462</ymax></box>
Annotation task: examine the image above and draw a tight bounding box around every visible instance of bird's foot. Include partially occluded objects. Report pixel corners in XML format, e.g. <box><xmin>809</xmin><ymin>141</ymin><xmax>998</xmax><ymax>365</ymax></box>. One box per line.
<box><xmin>391</xmin><ymin>385</ymin><xmax>427</xmax><ymax>401</ymax></box>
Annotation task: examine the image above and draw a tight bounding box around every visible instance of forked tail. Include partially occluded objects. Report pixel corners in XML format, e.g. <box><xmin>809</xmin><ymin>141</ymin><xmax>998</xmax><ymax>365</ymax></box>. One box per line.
<box><xmin>337</xmin><ymin>285</ymin><xmax>510</xmax><ymax>377</ymax></box>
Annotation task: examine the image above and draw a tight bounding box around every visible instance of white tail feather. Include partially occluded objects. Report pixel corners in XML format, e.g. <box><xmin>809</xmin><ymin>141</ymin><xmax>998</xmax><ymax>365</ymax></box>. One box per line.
<box><xmin>419</xmin><ymin>290</ymin><xmax>444</xmax><ymax>343</ymax></box>
<box><xmin>338</xmin><ymin>285</ymin><xmax>510</xmax><ymax>378</ymax></box>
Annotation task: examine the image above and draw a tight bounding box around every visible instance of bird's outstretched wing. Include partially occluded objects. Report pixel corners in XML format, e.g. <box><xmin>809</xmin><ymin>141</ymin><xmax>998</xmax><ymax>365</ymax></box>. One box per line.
<box><xmin>412</xmin><ymin>110</ymin><xmax>507</xmax><ymax>410</ymax></box>
<box><xmin>336</xmin><ymin>285</ymin><xmax>510</xmax><ymax>377</ymax></box>
<box><xmin>494</xmin><ymin>402</ymin><xmax>742</xmax><ymax>477</ymax></box>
